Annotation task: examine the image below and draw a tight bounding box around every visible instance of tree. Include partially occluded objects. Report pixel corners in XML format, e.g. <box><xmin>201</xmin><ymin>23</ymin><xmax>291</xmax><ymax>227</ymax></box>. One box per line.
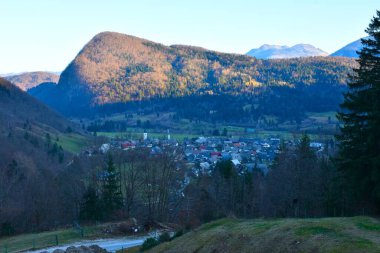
<box><xmin>119</xmin><ymin>150</ymin><xmax>145</xmax><ymax>217</ymax></box>
<box><xmin>102</xmin><ymin>156</ymin><xmax>123</xmax><ymax>216</ymax></box>
<box><xmin>337</xmin><ymin>11</ymin><xmax>380</xmax><ymax>212</ymax></box>
<box><xmin>80</xmin><ymin>186</ymin><xmax>102</xmax><ymax>221</ymax></box>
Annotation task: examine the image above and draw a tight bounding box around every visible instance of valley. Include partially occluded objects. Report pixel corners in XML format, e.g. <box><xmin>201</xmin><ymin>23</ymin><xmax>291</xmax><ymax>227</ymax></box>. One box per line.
<box><xmin>1</xmin><ymin>2</ymin><xmax>379</xmax><ymax>252</ymax></box>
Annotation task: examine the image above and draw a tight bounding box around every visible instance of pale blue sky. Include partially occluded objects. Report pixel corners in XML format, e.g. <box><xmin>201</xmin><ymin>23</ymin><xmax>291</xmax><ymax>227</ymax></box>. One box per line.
<box><xmin>0</xmin><ymin>0</ymin><xmax>378</xmax><ymax>73</ymax></box>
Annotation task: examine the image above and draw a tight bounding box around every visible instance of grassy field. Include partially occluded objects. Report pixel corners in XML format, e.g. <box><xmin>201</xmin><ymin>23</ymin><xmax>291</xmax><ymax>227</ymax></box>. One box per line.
<box><xmin>0</xmin><ymin>227</ymin><xmax>99</xmax><ymax>252</ymax></box>
<box><xmin>91</xmin><ymin>110</ymin><xmax>339</xmax><ymax>142</ymax></box>
<box><xmin>57</xmin><ymin>133</ymin><xmax>89</xmax><ymax>153</ymax></box>
<box><xmin>97</xmin><ymin>131</ymin><xmax>199</xmax><ymax>141</ymax></box>
<box><xmin>117</xmin><ymin>245</ymin><xmax>140</xmax><ymax>253</ymax></box>
<box><xmin>148</xmin><ymin>216</ymin><xmax>380</xmax><ymax>253</ymax></box>
<box><xmin>0</xmin><ymin>224</ymin><xmax>109</xmax><ymax>252</ymax></box>
<box><xmin>98</xmin><ymin>129</ymin><xmax>333</xmax><ymax>143</ymax></box>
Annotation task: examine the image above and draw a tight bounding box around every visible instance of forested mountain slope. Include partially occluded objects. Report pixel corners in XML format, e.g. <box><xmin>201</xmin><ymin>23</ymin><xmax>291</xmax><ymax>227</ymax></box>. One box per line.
<box><xmin>0</xmin><ymin>78</ymin><xmax>87</xmax><ymax>233</ymax></box>
<box><xmin>32</xmin><ymin>32</ymin><xmax>357</xmax><ymax>121</ymax></box>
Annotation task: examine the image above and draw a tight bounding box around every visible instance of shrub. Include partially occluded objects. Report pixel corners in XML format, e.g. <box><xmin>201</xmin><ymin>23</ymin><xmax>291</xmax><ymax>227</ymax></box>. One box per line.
<box><xmin>173</xmin><ymin>230</ymin><xmax>184</xmax><ymax>239</ymax></box>
<box><xmin>158</xmin><ymin>232</ymin><xmax>171</xmax><ymax>243</ymax></box>
<box><xmin>140</xmin><ymin>237</ymin><xmax>159</xmax><ymax>252</ymax></box>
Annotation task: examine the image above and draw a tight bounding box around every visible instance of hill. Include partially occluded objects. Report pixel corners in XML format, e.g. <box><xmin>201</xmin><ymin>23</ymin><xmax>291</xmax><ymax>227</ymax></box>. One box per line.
<box><xmin>0</xmin><ymin>77</ymin><xmax>89</xmax><ymax>233</ymax></box>
<box><xmin>149</xmin><ymin>217</ymin><xmax>380</xmax><ymax>253</ymax></box>
<box><xmin>4</xmin><ymin>71</ymin><xmax>59</xmax><ymax>91</ymax></box>
<box><xmin>32</xmin><ymin>32</ymin><xmax>356</xmax><ymax>122</ymax></box>
<box><xmin>0</xmin><ymin>77</ymin><xmax>71</xmax><ymax>132</ymax></box>
<box><xmin>246</xmin><ymin>44</ymin><xmax>328</xmax><ymax>59</ymax></box>
<box><xmin>330</xmin><ymin>38</ymin><xmax>365</xmax><ymax>58</ymax></box>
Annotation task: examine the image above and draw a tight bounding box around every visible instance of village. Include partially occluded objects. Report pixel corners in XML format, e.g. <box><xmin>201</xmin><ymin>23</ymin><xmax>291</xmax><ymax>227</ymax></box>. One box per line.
<box><xmin>96</xmin><ymin>132</ymin><xmax>327</xmax><ymax>177</ymax></box>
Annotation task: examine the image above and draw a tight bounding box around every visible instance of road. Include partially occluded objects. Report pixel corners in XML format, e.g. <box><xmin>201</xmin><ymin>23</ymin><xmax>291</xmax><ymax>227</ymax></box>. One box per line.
<box><xmin>27</xmin><ymin>237</ymin><xmax>147</xmax><ymax>253</ymax></box>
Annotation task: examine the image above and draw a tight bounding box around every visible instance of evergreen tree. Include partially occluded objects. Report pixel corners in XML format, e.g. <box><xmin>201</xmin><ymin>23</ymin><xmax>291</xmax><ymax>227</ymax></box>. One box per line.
<box><xmin>337</xmin><ymin>11</ymin><xmax>380</xmax><ymax>211</ymax></box>
<box><xmin>80</xmin><ymin>186</ymin><xmax>102</xmax><ymax>221</ymax></box>
<box><xmin>102</xmin><ymin>156</ymin><xmax>123</xmax><ymax>216</ymax></box>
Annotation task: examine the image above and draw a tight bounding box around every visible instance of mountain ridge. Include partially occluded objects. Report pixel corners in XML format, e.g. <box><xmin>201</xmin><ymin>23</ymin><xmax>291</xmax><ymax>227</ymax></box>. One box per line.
<box><xmin>246</xmin><ymin>43</ymin><xmax>328</xmax><ymax>59</ymax></box>
<box><xmin>4</xmin><ymin>71</ymin><xmax>59</xmax><ymax>91</ymax></box>
<box><xmin>32</xmin><ymin>32</ymin><xmax>357</xmax><ymax>121</ymax></box>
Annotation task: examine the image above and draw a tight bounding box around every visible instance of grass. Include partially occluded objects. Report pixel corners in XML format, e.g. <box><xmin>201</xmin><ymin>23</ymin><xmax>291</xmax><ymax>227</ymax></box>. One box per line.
<box><xmin>353</xmin><ymin>216</ymin><xmax>380</xmax><ymax>232</ymax></box>
<box><xmin>116</xmin><ymin>245</ymin><xmax>140</xmax><ymax>253</ymax></box>
<box><xmin>97</xmin><ymin>131</ymin><xmax>199</xmax><ymax>141</ymax></box>
<box><xmin>91</xmin><ymin>110</ymin><xmax>341</xmax><ymax>143</ymax></box>
<box><xmin>148</xmin><ymin>217</ymin><xmax>380</xmax><ymax>253</ymax></box>
<box><xmin>295</xmin><ymin>225</ymin><xmax>338</xmax><ymax>236</ymax></box>
<box><xmin>57</xmin><ymin>133</ymin><xmax>89</xmax><ymax>153</ymax></box>
<box><xmin>0</xmin><ymin>225</ymin><xmax>105</xmax><ymax>252</ymax></box>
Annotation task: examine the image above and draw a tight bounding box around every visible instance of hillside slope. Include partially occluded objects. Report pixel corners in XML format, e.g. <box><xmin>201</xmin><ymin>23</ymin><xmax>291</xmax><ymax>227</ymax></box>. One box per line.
<box><xmin>150</xmin><ymin>217</ymin><xmax>380</xmax><ymax>253</ymax></box>
<box><xmin>0</xmin><ymin>77</ymin><xmax>86</xmax><ymax>154</ymax></box>
<box><xmin>4</xmin><ymin>71</ymin><xmax>59</xmax><ymax>91</ymax></box>
<box><xmin>0</xmin><ymin>78</ymin><xmax>68</xmax><ymax>131</ymax></box>
<box><xmin>0</xmin><ymin>78</ymin><xmax>89</xmax><ymax>232</ymax></box>
<box><xmin>33</xmin><ymin>32</ymin><xmax>356</xmax><ymax>120</ymax></box>
<box><xmin>246</xmin><ymin>44</ymin><xmax>328</xmax><ymax>59</ymax></box>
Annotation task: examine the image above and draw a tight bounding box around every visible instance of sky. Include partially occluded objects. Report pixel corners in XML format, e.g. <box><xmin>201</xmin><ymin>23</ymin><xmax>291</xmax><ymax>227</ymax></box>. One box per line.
<box><xmin>0</xmin><ymin>0</ymin><xmax>378</xmax><ymax>73</ymax></box>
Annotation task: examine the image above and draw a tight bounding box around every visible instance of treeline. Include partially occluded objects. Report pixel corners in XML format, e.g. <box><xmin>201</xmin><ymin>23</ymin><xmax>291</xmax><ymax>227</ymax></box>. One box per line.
<box><xmin>78</xmin><ymin>135</ymin><xmax>373</xmax><ymax>230</ymax></box>
<box><xmin>179</xmin><ymin>135</ymin><xmax>368</xmax><ymax>227</ymax></box>
<box><xmin>93</xmin><ymin>82</ymin><xmax>346</xmax><ymax>127</ymax></box>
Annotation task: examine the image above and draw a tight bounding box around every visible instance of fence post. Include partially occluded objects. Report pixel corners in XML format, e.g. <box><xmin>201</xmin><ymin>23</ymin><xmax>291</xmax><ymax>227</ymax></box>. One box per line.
<box><xmin>81</xmin><ymin>228</ymin><xmax>84</xmax><ymax>238</ymax></box>
<box><xmin>32</xmin><ymin>239</ymin><xmax>36</xmax><ymax>250</ymax></box>
<box><xmin>55</xmin><ymin>235</ymin><xmax>59</xmax><ymax>245</ymax></box>
<box><xmin>4</xmin><ymin>245</ymin><xmax>8</xmax><ymax>253</ymax></box>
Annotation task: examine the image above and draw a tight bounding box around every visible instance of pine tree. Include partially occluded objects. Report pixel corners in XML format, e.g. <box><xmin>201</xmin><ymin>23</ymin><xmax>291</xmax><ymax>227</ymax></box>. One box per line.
<box><xmin>80</xmin><ymin>186</ymin><xmax>102</xmax><ymax>221</ymax></box>
<box><xmin>337</xmin><ymin>10</ymin><xmax>380</xmax><ymax>211</ymax></box>
<box><xmin>102</xmin><ymin>156</ymin><xmax>123</xmax><ymax>216</ymax></box>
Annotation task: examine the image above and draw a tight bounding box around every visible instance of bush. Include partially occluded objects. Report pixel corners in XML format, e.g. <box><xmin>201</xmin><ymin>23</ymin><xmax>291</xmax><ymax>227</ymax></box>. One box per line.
<box><xmin>173</xmin><ymin>230</ymin><xmax>184</xmax><ymax>239</ymax></box>
<box><xmin>158</xmin><ymin>232</ymin><xmax>171</xmax><ymax>243</ymax></box>
<box><xmin>140</xmin><ymin>237</ymin><xmax>159</xmax><ymax>252</ymax></box>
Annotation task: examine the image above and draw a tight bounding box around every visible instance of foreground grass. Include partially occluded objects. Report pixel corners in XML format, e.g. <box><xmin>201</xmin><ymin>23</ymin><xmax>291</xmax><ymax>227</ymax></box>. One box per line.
<box><xmin>149</xmin><ymin>216</ymin><xmax>380</xmax><ymax>253</ymax></box>
<box><xmin>0</xmin><ymin>225</ymin><xmax>106</xmax><ymax>252</ymax></box>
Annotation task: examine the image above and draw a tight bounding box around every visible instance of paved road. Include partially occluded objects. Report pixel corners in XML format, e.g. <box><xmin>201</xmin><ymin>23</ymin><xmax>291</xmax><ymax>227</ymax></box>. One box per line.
<box><xmin>27</xmin><ymin>237</ymin><xmax>147</xmax><ymax>253</ymax></box>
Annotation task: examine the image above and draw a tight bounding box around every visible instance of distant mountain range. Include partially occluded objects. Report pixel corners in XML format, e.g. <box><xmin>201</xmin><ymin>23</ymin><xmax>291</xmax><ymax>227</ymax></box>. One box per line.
<box><xmin>246</xmin><ymin>38</ymin><xmax>365</xmax><ymax>59</ymax></box>
<box><xmin>3</xmin><ymin>71</ymin><xmax>59</xmax><ymax>91</ymax></box>
<box><xmin>330</xmin><ymin>38</ymin><xmax>365</xmax><ymax>58</ymax></box>
<box><xmin>246</xmin><ymin>44</ymin><xmax>328</xmax><ymax>59</ymax></box>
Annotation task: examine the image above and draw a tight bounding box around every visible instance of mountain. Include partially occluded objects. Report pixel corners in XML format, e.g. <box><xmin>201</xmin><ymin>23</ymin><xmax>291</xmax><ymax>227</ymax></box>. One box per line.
<box><xmin>246</xmin><ymin>44</ymin><xmax>328</xmax><ymax>59</ymax></box>
<box><xmin>32</xmin><ymin>32</ymin><xmax>356</xmax><ymax>122</ymax></box>
<box><xmin>4</xmin><ymin>71</ymin><xmax>59</xmax><ymax>91</ymax></box>
<box><xmin>330</xmin><ymin>38</ymin><xmax>365</xmax><ymax>58</ymax></box>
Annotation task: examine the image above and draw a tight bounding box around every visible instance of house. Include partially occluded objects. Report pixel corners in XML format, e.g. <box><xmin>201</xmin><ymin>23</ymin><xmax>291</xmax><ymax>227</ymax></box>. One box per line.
<box><xmin>121</xmin><ymin>142</ymin><xmax>135</xmax><ymax>150</ymax></box>
<box><xmin>100</xmin><ymin>143</ymin><xmax>110</xmax><ymax>153</ymax></box>
<box><xmin>231</xmin><ymin>152</ymin><xmax>242</xmax><ymax>161</ymax></box>
<box><xmin>231</xmin><ymin>159</ymin><xmax>241</xmax><ymax>166</ymax></box>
